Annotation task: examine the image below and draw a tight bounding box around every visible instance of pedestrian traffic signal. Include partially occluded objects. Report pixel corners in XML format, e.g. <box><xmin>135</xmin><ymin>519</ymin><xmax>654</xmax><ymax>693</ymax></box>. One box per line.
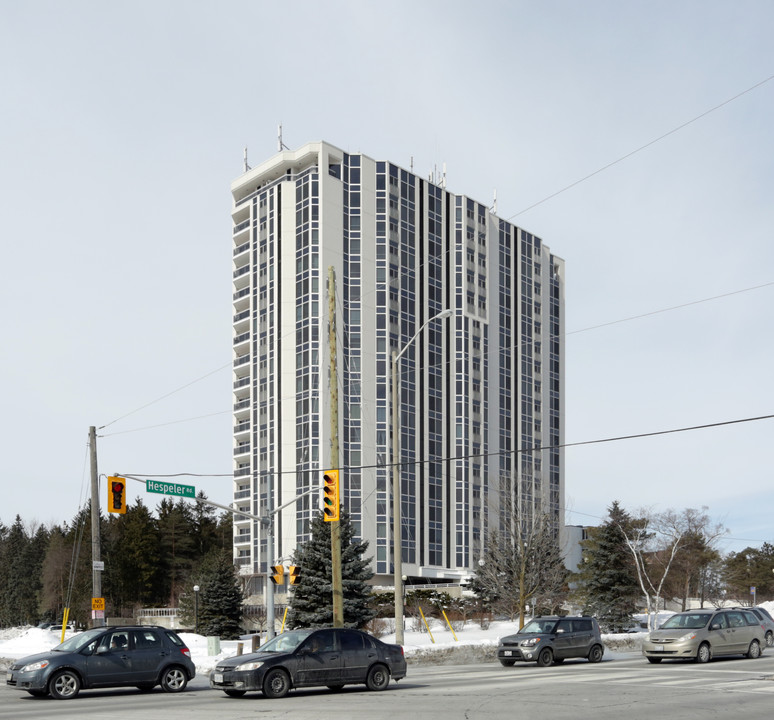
<box><xmin>322</xmin><ymin>469</ymin><xmax>340</xmax><ymax>522</ymax></box>
<box><xmin>107</xmin><ymin>476</ymin><xmax>126</xmax><ymax>514</ymax></box>
<box><xmin>270</xmin><ymin>565</ymin><xmax>284</xmax><ymax>585</ymax></box>
<box><xmin>288</xmin><ymin>565</ymin><xmax>300</xmax><ymax>585</ymax></box>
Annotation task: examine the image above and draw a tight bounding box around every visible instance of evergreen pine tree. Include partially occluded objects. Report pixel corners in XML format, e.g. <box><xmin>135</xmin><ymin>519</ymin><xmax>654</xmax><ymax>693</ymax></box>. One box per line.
<box><xmin>574</xmin><ymin>501</ymin><xmax>641</xmax><ymax>632</ymax></box>
<box><xmin>288</xmin><ymin>508</ymin><xmax>375</xmax><ymax>629</ymax></box>
<box><xmin>156</xmin><ymin>498</ymin><xmax>196</xmax><ymax>607</ymax></box>
<box><xmin>190</xmin><ymin>548</ymin><xmax>244</xmax><ymax>639</ymax></box>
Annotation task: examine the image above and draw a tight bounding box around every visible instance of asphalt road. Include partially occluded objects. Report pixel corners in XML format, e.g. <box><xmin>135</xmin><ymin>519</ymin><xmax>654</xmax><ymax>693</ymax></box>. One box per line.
<box><xmin>3</xmin><ymin>653</ymin><xmax>774</xmax><ymax>720</ymax></box>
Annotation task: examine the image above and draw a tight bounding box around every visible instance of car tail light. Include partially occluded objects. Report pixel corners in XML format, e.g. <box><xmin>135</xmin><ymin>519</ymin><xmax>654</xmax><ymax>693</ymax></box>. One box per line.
<box><xmin>180</xmin><ymin>647</ymin><xmax>191</xmax><ymax>658</ymax></box>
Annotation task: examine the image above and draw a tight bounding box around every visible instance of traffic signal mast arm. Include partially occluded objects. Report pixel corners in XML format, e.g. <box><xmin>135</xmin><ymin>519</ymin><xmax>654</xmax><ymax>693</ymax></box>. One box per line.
<box><xmin>115</xmin><ymin>474</ymin><xmax>320</xmax><ymax>524</ymax></box>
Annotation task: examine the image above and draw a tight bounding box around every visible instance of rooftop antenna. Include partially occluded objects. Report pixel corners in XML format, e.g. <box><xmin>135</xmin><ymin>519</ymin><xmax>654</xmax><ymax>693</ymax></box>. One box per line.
<box><xmin>243</xmin><ymin>147</ymin><xmax>251</xmax><ymax>173</ymax></box>
<box><xmin>442</xmin><ymin>162</ymin><xmax>447</xmax><ymax>189</ymax></box>
<box><xmin>277</xmin><ymin>124</ymin><xmax>290</xmax><ymax>152</ymax></box>
<box><xmin>492</xmin><ymin>189</ymin><xmax>497</xmax><ymax>214</ymax></box>
<box><xmin>410</xmin><ymin>156</ymin><xmax>414</xmax><ymax>173</ymax></box>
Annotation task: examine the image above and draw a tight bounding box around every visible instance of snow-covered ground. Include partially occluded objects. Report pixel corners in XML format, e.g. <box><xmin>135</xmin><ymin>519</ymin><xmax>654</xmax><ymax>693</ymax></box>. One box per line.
<box><xmin>2</xmin><ymin>600</ymin><xmax>772</xmax><ymax>674</ymax></box>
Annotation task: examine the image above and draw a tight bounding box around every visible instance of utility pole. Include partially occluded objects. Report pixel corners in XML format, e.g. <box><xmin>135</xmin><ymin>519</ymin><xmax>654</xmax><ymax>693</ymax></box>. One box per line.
<box><xmin>89</xmin><ymin>426</ymin><xmax>104</xmax><ymax>627</ymax></box>
<box><xmin>329</xmin><ymin>266</ymin><xmax>343</xmax><ymax>627</ymax></box>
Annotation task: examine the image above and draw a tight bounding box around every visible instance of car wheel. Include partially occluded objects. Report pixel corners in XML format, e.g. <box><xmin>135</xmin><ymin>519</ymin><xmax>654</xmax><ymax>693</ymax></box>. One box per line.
<box><xmin>26</xmin><ymin>689</ymin><xmax>48</xmax><ymax>697</ymax></box>
<box><xmin>647</xmin><ymin>657</ymin><xmax>662</xmax><ymax>664</ymax></box>
<box><xmin>746</xmin><ymin>640</ymin><xmax>761</xmax><ymax>659</ymax></box>
<box><xmin>263</xmin><ymin>668</ymin><xmax>291</xmax><ymax>698</ymax></box>
<box><xmin>49</xmin><ymin>670</ymin><xmax>81</xmax><ymax>700</ymax></box>
<box><xmin>499</xmin><ymin>659</ymin><xmax>516</xmax><ymax>667</ymax></box>
<box><xmin>160</xmin><ymin>666</ymin><xmax>188</xmax><ymax>693</ymax></box>
<box><xmin>587</xmin><ymin>645</ymin><xmax>604</xmax><ymax>663</ymax></box>
<box><xmin>696</xmin><ymin>643</ymin><xmax>711</xmax><ymax>663</ymax></box>
<box><xmin>366</xmin><ymin>663</ymin><xmax>390</xmax><ymax>690</ymax></box>
<box><xmin>327</xmin><ymin>684</ymin><xmax>345</xmax><ymax>692</ymax></box>
<box><xmin>224</xmin><ymin>689</ymin><xmax>247</xmax><ymax>697</ymax></box>
<box><xmin>765</xmin><ymin>631</ymin><xmax>773</xmax><ymax>648</ymax></box>
<box><xmin>536</xmin><ymin>648</ymin><xmax>553</xmax><ymax>667</ymax></box>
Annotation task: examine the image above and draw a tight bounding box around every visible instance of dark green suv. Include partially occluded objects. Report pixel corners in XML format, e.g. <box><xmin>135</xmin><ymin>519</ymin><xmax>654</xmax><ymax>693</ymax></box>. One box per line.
<box><xmin>497</xmin><ymin>616</ymin><xmax>604</xmax><ymax>667</ymax></box>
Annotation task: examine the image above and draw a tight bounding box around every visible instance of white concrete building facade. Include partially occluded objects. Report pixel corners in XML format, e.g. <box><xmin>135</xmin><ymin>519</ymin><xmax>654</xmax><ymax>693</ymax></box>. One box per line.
<box><xmin>230</xmin><ymin>141</ymin><xmax>565</xmax><ymax>595</ymax></box>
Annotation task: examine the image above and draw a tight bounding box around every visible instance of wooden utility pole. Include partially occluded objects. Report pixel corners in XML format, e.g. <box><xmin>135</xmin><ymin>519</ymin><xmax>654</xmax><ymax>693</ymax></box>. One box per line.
<box><xmin>328</xmin><ymin>266</ymin><xmax>343</xmax><ymax>627</ymax></box>
<box><xmin>89</xmin><ymin>426</ymin><xmax>104</xmax><ymax>627</ymax></box>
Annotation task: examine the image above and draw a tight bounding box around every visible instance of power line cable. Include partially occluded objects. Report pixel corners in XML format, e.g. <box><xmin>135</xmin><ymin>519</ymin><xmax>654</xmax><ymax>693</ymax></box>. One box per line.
<box><xmin>99</xmin><ymin>410</ymin><xmax>231</xmax><ymax>437</ymax></box>
<box><xmin>506</xmin><ymin>73</ymin><xmax>774</xmax><ymax>220</ymax></box>
<box><xmin>121</xmin><ymin>411</ymin><xmax>774</xmax><ymax>480</ymax></box>
<box><xmin>99</xmin><ymin>362</ymin><xmax>231</xmax><ymax>430</ymax></box>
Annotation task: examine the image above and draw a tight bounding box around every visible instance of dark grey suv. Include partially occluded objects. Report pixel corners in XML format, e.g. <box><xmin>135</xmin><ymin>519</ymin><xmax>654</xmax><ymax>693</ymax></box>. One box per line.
<box><xmin>497</xmin><ymin>616</ymin><xmax>604</xmax><ymax>667</ymax></box>
<box><xmin>6</xmin><ymin>625</ymin><xmax>195</xmax><ymax>699</ymax></box>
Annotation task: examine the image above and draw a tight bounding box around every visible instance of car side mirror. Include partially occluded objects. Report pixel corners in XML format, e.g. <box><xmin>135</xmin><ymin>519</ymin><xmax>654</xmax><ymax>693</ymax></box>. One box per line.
<box><xmin>96</xmin><ymin>645</ymin><xmax>109</xmax><ymax>655</ymax></box>
<box><xmin>710</xmin><ymin>623</ymin><xmax>720</xmax><ymax>631</ymax></box>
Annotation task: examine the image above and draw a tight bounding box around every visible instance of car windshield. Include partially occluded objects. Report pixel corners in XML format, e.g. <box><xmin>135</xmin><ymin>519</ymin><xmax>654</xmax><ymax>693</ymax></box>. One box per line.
<box><xmin>54</xmin><ymin>628</ymin><xmax>103</xmax><ymax>652</ymax></box>
<box><xmin>755</xmin><ymin>607</ymin><xmax>774</xmax><ymax>622</ymax></box>
<box><xmin>660</xmin><ymin>613</ymin><xmax>711</xmax><ymax>630</ymax></box>
<box><xmin>258</xmin><ymin>629</ymin><xmax>314</xmax><ymax>653</ymax></box>
<box><xmin>520</xmin><ymin>619</ymin><xmax>558</xmax><ymax>634</ymax></box>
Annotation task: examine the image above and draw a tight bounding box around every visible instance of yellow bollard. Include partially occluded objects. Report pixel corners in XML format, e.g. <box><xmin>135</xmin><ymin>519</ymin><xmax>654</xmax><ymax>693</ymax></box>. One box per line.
<box><xmin>441</xmin><ymin>609</ymin><xmax>458</xmax><ymax>641</ymax></box>
<box><xmin>60</xmin><ymin>608</ymin><xmax>70</xmax><ymax>644</ymax></box>
<box><xmin>280</xmin><ymin>606</ymin><xmax>288</xmax><ymax>633</ymax></box>
<box><xmin>418</xmin><ymin>606</ymin><xmax>435</xmax><ymax>643</ymax></box>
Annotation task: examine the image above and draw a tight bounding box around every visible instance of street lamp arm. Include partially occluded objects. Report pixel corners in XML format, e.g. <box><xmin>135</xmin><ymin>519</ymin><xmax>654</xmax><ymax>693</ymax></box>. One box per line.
<box><xmin>394</xmin><ymin>309</ymin><xmax>454</xmax><ymax>364</ymax></box>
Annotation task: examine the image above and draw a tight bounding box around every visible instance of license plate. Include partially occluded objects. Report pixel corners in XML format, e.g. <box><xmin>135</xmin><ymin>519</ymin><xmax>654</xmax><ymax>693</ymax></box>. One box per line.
<box><xmin>213</xmin><ymin>673</ymin><xmax>223</xmax><ymax>683</ymax></box>
<box><xmin>503</xmin><ymin>650</ymin><xmax>512</xmax><ymax>656</ymax></box>
<box><xmin>654</xmin><ymin>645</ymin><xmax>664</xmax><ymax>652</ymax></box>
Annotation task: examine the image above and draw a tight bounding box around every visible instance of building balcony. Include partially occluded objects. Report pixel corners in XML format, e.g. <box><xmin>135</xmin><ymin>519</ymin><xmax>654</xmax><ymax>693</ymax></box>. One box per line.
<box><xmin>233</xmin><ymin>220</ymin><xmax>250</xmax><ymax>236</ymax></box>
<box><xmin>234</xmin><ymin>444</ymin><xmax>250</xmax><ymax>457</ymax></box>
<box><xmin>233</xmin><ymin>286</ymin><xmax>250</xmax><ymax>302</ymax></box>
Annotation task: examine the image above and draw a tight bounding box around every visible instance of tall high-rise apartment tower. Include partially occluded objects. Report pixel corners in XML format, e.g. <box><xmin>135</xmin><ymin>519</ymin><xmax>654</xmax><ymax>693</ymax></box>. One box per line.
<box><xmin>231</xmin><ymin>141</ymin><xmax>564</xmax><ymax>595</ymax></box>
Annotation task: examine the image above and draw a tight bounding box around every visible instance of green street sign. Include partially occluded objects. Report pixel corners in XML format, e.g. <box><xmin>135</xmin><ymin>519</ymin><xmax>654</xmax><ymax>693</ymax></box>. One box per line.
<box><xmin>146</xmin><ymin>480</ymin><xmax>196</xmax><ymax>498</ymax></box>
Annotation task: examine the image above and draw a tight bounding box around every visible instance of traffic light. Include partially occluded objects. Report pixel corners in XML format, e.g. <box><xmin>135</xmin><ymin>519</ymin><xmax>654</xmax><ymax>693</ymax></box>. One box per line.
<box><xmin>288</xmin><ymin>565</ymin><xmax>300</xmax><ymax>585</ymax></box>
<box><xmin>322</xmin><ymin>469</ymin><xmax>340</xmax><ymax>522</ymax></box>
<box><xmin>107</xmin><ymin>476</ymin><xmax>126</xmax><ymax>514</ymax></box>
<box><xmin>270</xmin><ymin>565</ymin><xmax>285</xmax><ymax>585</ymax></box>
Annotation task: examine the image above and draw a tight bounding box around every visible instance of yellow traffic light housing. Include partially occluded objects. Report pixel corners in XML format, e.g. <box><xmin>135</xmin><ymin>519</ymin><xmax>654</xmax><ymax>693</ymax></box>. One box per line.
<box><xmin>322</xmin><ymin>470</ymin><xmax>340</xmax><ymax>522</ymax></box>
<box><xmin>107</xmin><ymin>476</ymin><xmax>127</xmax><ymax>514</ymax></box>
<box><xmin>270</xmin><ymin>565</ymin><xmax>285</xmax><ymax>585</ymax></box>
<box><xmin>288</xmin><ymin>565</ymin><xmax>300</xmax><ymax>585</ymax></box>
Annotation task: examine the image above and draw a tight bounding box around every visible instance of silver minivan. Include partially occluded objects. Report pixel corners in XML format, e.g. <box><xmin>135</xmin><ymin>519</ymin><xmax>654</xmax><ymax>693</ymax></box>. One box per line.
<box><xmin>642</xmin><ymin>609</ymin><xmax>765</xmax><ymax>664</ymax></box>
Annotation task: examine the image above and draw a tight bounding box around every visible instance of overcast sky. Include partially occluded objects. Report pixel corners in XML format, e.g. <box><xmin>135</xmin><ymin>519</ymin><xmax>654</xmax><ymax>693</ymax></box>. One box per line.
<box><xmin>2</xmin><ymin>0</ymin><xmax>772</xmax><ymax>555</ymax></box>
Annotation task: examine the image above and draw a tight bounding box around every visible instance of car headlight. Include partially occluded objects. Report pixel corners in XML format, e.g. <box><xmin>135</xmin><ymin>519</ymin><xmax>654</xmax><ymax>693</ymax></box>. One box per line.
<box><xmin>21</xmin><ymin>660</ymin><xmax>49</xmax><ymax>672</ymax></box>
<box><xmin>520</xmin><ymin>638</ymin><xmax>541</xmax><ymax>647</ymax></box>
<box><xmin>677</xmin><ymin>632</ymin><xmax>697</xmax><ymax>643</ymax></box>
<box><xmin>235</xmin><ymin>660</ymin><xmax>264</xmax><ymax>671</ymax></box>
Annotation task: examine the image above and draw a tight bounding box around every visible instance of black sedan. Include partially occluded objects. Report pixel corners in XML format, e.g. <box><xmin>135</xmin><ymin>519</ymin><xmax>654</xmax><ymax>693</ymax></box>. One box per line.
<box><xmin>209</xmin><ymin>627</ymin><xmax>406</xmax><ymax>698</ymax></box>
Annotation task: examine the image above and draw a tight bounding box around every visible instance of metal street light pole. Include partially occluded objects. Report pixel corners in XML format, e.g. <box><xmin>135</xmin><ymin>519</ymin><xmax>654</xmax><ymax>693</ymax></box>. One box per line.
<box><xmin>392</xmin><ymin>308</ymin><xmax>453</xmax><ymax>646</ymax></box>
<box><xmin>193</xmin><ymin>585</ymin><xmax>200</xmax><ymax>634</ymax></box>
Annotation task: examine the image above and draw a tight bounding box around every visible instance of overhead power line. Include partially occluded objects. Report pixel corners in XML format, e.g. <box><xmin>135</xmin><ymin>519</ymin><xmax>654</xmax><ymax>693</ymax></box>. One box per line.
<box><xmin>507</xmin><ymin>73</ymin><xmax>774</xmax><ymax>220</ymax></box>
<box><xmin>122</xmin><ymin>411</ymin><xmax>774</xmax><ymax>479</ymax></box>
